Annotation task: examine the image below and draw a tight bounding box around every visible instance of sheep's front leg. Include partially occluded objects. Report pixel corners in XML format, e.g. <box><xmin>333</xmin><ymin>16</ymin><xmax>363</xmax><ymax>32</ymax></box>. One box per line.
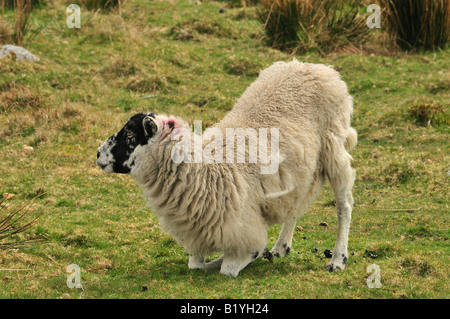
<box><xmin>189</xmin><ymin>255</ymin><xmax>224</xmax><ymax>270</ymax></box>
<box><xmin>220</xmin><ymin>255</ymin><xmax>254</xmax><ymax>277</ymax></box>
<box><xmin>220</xmin><ymin>250</ymin><xmax>267</xmax><ymax>277</ymax></box>
<box><xmin>188</xmin><ymin>255</ymin><xmax>205</xmax><ymax>269</ymax></box>
<box><xmin>271</xmin><ymin>218</ymin><xmax>296</xmax><ymax>258</ymax></box>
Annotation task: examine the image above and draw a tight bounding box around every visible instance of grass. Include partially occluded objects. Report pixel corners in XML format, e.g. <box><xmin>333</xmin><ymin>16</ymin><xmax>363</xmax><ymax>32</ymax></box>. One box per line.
<box><xmin>257</xmin><ymin>0</ymin><xmax>374</xmax><ymax>53</ymax></box>
<box><xmin>380</xmin><ymin>0</ymin><xmax>450</xmax><ymax>51</ymax></box>
<box><xmin>71</xmin><ymin>0</ymin><xmax>126</xmax><ymax>12</ymax></box>
<box><xmin>0</xmin><ymin>0</ymin><xmax>449</xmax><ymax>299</ymax></box>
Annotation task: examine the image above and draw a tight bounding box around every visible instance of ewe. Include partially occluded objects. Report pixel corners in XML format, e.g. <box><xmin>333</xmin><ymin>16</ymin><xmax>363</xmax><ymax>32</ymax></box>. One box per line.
<box><xmin>97</xmin><ymin>60</ymin><xmax>357</xmax><ymax>277</ymax></box>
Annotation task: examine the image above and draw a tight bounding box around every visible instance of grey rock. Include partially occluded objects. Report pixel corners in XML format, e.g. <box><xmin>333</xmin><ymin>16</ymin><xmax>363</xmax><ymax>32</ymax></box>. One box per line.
<box><xmin>0</xmin><ymin>45</ymin><xmax>40</xmax><ymax>62</ymax></box>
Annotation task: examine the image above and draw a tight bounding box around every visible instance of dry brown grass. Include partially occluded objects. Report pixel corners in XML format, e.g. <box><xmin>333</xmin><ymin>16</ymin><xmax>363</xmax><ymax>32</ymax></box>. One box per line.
<box><xmin>258</xmin><ymin>0</ymin><xmax>373</xmax><ymax>53</ymax></box>
<box><xmin>0</xmin><ymin>193</ymin><xmax>44</xmax><ymax>248</ymax></box>
<box><xmin>408</xmin><ymin>103</ymin><xmax>448</xmax><ymax>126</ymax></box>
<box><xmin>13</xmin><ymin>0</ymin><xmax>31</xmax><ymax>45</ymax></box>
<box><xmin>379</xmin><ymin>0</ymin><xmax>450</xmax><ymax>51</ymax></box>
<box><xmin>74</xmin><ymin>0</ymin><xmax>126</xmax><ymax>12</ymax></box>
<box><xmin>0</xmin><ymin>17</ymin><xmax>11</xmax><ymax>44</ymax></box>
<box><xmin>0</xmin><ymin>0</ymin><xmax>35</xmax><ymax>45</ymax></box>
<box><xmin>102</xmin><ymin>58</ymin><xmax>138</xmax><ymax>77</ymax></box>
<box><xmin>125</xmin><ymin>75</ymin><xmax>168</xmax><ymax>93</ymax></box>
<box><xmin>0</xmin><ymin>85</ymin><xmax>43</xmax><ymax>113</ymax></box>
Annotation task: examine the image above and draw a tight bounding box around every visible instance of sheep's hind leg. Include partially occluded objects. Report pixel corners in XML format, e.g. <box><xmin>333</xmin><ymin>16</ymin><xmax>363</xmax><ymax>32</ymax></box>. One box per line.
<box><xmin>325</xmin><ymin>142</ymin><xmax>356</xmax><ymax>272</ymax></box>
<box><xmin>271</xmin><ymin>218</ymin><xmax>296</xmax><ymax>258</ymax></box>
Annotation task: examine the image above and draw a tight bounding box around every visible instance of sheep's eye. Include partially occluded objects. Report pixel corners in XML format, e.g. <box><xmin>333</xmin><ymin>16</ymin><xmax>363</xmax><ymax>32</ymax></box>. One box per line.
<box><xmin>126</xmin><ymin>132</ymin><xmax>134</xmax><ymax>139</ymax></box>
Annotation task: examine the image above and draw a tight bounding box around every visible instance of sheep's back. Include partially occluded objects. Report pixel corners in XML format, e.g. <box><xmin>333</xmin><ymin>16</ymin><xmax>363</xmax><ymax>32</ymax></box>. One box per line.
<box><xmin>220</xmin><ymin>59</ymin><xmax>352</xmax><ymax>135</ymax></box>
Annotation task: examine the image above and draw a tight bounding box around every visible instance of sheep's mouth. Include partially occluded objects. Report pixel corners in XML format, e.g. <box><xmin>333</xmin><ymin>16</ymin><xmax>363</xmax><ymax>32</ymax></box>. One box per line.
<box><xmin>96</xmin><ymin>160</ymin><xmax>108</xmax><ymax>170</ymax></box>
<box><xmin>97</xmin><ymin>162</ymin><xmax>116</xmax><ymax>173</ymax></box>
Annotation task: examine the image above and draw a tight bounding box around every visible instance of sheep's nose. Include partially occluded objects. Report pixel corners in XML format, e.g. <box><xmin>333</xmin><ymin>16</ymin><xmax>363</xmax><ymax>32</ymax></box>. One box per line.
<box><xmin>97</xmin><ymin>151</ymin><xmax>100</xmax><ymax>159</ymax></box>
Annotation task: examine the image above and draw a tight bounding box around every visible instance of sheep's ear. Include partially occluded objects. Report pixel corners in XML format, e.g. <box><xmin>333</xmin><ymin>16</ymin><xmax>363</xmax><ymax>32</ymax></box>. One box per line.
<box><xmin>143</xmin><ymin>116</ymin><xmax>158</xmax><ymax>138</ymax></box>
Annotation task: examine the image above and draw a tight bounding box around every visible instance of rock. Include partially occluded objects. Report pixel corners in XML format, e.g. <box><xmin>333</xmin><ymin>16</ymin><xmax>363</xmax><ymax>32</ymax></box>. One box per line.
<box><xmin>0</xmin><ymin>45</ymin><xmax>40</xmax><ymax>62</ymax></box>
<box><xmin>296</xmin><ymin>225</ymin><xmax>306</xmax><ymax>231</ymax></box>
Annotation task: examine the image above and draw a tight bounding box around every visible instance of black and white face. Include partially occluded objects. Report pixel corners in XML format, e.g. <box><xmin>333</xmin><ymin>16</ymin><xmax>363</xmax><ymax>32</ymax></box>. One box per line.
<box><xmin>97</xmin><ymin>112</ymin><xmax>172</xmax><ymax>174</ymax></box>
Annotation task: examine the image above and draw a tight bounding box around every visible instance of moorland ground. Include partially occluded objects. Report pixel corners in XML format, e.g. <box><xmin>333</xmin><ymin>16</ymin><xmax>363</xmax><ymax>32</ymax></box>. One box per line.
<box><xmin>0</xmin><ymin>0</ymin><xmax>449</xmax><ymax>298</ymax></box>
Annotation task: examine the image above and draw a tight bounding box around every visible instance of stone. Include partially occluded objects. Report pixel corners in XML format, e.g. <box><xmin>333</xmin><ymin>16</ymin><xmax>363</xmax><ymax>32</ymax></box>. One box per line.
<box><xmin>0</xmin><ymin>45</ymin><xmax>40</xmax><ymax>62</ymax></box>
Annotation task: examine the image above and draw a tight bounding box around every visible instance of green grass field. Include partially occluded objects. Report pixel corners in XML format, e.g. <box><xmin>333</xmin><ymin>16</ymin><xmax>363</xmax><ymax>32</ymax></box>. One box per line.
<box><xmin>0</xmin><ymin>0</ymin><xmax>449</xmax><ymax>299</ymax></box>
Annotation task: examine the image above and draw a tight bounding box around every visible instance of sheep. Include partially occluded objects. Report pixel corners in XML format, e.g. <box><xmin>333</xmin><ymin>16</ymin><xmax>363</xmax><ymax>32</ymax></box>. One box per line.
<box><xmin>96</xmin><ymin>59</ymin><xmax>357</xmax><ymax>277</ymax></box>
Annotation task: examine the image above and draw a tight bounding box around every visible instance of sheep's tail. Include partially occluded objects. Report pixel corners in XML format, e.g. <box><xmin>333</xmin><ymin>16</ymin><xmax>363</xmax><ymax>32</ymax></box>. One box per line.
<box><xmin>344</xmin><ymin>127</ymin><xmax>357</xmax><ymax>152</ymax></box>
<box><xmin>343</xmin><ymin>94</ymin><xmax>357</xmax><ymax>152</ymax></box>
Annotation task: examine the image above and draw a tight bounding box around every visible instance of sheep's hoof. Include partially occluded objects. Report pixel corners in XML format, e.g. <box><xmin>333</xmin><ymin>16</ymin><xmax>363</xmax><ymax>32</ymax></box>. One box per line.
<box><xmin>263</xmin><ymin>250</ymin><xmax>274</xmax><ymax>263</ymax></box>
<box><xmin>326</xmin><ymin>260</ymin><xmax>347</xmax><ymax>272</ymax></box>
<box><xmin>326</xmin><ymin>251</ymin><xmax>348</xmax><ymax>272</ymax></box>
<box><xmin>326</xmin><ymin>263</ymin><xmax>340</xmax><ymax>272</ymax></box>
<box><xmin>220</xmin><ymin>269</ymin><xmax>239</xmax><ymax>278</ymax></box>
<box><xmin>270</xmin><ymin>243</ymin><xmax>291</xmax><ymax>258</ymax></box>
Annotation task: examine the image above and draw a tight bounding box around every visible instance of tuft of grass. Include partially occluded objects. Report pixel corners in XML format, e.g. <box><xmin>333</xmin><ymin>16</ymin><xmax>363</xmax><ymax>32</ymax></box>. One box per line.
<box><xmin>0</xmin><ymin>17</ymin><xmax>11</xmax><ymax>43</ymax></box>
<box><xmin>0</xmin><ymin>0</ymin><xmax>44</xmax><ymax>45</ymax></box>
<box><xmin>71</xmin><ymin>0</ymin><xmax>126</xmax><ymax>12</ymax></box>
<box><xmin>13</xmin><ymin>0</ymin><xmax>32</xmax><ymax>45</ymax></box>
<box><xmin>0</xmin><ymin>193</ymin><xmax>45</xmax><ymax>247</ymax></box>
<box><xmin>170</xmin><ymin>17</ymin><xmax>236</xmax><ymax>41</ymax></box>
<box><xmin>426</xmin><ymin>80</ymin><xmax>450</xmax><ymax>95</ymax></box>
<box><xmin>404</xmin><ymin>226</ymin><xmax>448</xmax><ymax>241</ymax></box>
<box><xmin>223</xmin><ymin>55</ymin><xmax>262</xmax><ymax>76</ymax></box>
<box><xmin>400</xmin><ymin>258</ymin><xmax>434</xmax><ymax>277</ymax></box>
<box><xmin>125</xmin><ymin>75</ymin><xmax>168</xmax><ymax>93</ymax></box>
<box><xmin>380</xmin><ymin>0</ymin><xmax>450</xmax><ymax>51</ymax></box>
<box><xmin>219</xmin><ymin>0</ymin><xmax>260</xmax><ymax>8</ymax></box>
<box><xmin>257</xmin><ymin>0</ymin><xmax>374</xmax><ymax>53</ymax></box>
<box><xmin>408</xmin><ymin>103</ymin><xmax>449</xmax><ymax>126</ymax></box>
<box><xmin>0</xmin><ymin>85</ymin><xmax>43</xmax><ymax>113</ymax></box>
<box><xmin>0</xmin><ymin>0</ymin><xmax>44</xmax><ymax>10</ymax></box>
<box><xmin>363</xmin><ymin>243</ymin><xmax>396</xmax><ymax>259</ymax></box>
<box><xmin>382</xmin><ymin>162</ymin><xmax>421</xmax><ymax>185</ymax></box>
<box><xmin>102</xmin><ymin>58</ymin><xmax>138</xmax><ymax>77</ymax></box>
